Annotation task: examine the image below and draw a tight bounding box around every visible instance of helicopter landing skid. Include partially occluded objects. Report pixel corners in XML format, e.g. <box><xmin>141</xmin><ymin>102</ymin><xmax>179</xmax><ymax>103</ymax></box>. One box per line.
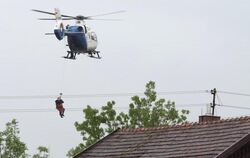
<box><xmin>63</xmin><ymin>56</ymin><xmax>76</xmax><ymax>60</ymax></box>
<box><xmin>62</xmin><ymin>51</ymin><xmax>101</xmax><ymax>60</ymax></box>
<box><xmin>88</xmin><ymin>51</ymin><xmax>101</xmax><ymax>59</ymax></box>
<box><xmin>63</xmin><ymin>51</ymin><xmax>76</xmax><ymax>60</ymax></box>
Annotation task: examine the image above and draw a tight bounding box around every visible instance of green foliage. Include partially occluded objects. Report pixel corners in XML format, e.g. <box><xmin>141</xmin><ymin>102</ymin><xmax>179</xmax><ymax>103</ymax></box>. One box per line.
<box><xmin>127</xmin><ymin>81</ymin><xmax>189</xmax><ymax>128</ymax></box>
<box><xmin>32</xmin><ymin>146</ymin><xmax>49</xmax><ymax>158</ymax></box>
<box><xmin>67</xmin><ymin>101</ymin><xmax>121</xmax><ymax>157</ymax></box>
<box><xmin>0</xmin><ymin>119</ymin><xmax>49</xmax><ymax>158</ymax></box>
<box><xmin>0</xmin><ymin>119</ymin><xmax>27</xmax><ymax>158</ymax></box>
<box><xmin>67</xmin><ymin>81</ymin><xmax>189</xmax><ymax>157</ymax></box>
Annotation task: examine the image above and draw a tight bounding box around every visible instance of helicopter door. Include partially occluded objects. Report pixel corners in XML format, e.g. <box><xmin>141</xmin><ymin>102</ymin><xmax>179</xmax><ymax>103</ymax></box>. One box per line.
<box><xmin>84</xmin><ymin>25</ymin><xmax>87</xmax><ymax>33</ymax></box>
<box><xmin>87</xmin><ymin>32</ymin><xmax>97</xmax><ymax>51</ymax></box>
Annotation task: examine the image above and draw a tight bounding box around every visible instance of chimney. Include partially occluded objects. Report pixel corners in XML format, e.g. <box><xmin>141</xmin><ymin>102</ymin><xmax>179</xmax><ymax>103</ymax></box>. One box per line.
<box><xmin>199</xmin><ymin>115</ymin><xmax>220</xmax><ymax>123</ymax></box>
<box><xmin>199</xmin><ymin>104</ymin><xmax>220</xmax><ymax>123</ymax></box>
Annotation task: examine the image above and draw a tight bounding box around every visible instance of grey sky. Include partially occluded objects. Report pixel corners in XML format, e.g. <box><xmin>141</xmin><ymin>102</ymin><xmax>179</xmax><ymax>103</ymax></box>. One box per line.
<box><xmin>0</xmin><ymin>0</ymin><xmax>250</xmax><ymax>157</ymax></box>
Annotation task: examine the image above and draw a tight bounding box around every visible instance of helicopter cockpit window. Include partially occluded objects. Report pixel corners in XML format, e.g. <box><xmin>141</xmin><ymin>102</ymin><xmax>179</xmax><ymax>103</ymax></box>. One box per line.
<box><xmin>91</xmin><ymin>32</ymin><xmax>97</xmax><ymax>41</ymax></box>
<box><xmin>77</xmin><ymin>26</ymin><xmax>83</xmax><ymax>32</ymax></box>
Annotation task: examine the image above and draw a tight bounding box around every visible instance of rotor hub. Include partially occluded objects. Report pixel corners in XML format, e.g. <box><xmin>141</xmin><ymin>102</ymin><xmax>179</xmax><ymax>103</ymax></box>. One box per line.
<box><xmin>76</xmin><ymin>15</ymin><xmax>85</xmax><ymax>20</ymax></box>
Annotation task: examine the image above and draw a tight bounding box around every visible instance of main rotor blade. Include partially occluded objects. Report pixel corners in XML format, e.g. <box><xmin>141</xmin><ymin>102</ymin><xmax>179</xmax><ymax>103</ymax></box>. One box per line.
<box><xmin>32</xmin><ymin>9</ymin><xmax>75</xmax><ymax>18</ymax></box>
<box><xmin>38</xmin><ymin>18</ymin><xmax>56</xmax><ymax>20</ymax></box>
<box><xmin>32</xmin><ymin>9</ymin><xmax>125</xmax><ymax>21</ymax></box>
<box><xmin>87</xmin><ymin>18</ymin><xmax>123</xmax><ymax>21</ymax></box>
<box><xmin>86</xmin><ymin>10</ymin><xmax>126</xmax><ymax>18</ymax></box>
<box><xmin>61</xmin><ymin>15</ymin><xmax>75</xmax><ymax>18</ymax></box>
<box><xmin>62</xmin><ymin>17</ymin><xmax>75</xmax><ymax>20</ymax></box>
<box><xmin>32</xmin><ymin>9</ymin><xmax>55</xmax><ymax>15</ymax></box>
<box><xmin>38</xmin><ymin>17</ymin><xmax>74</xmax><ymax>20</ymax></box>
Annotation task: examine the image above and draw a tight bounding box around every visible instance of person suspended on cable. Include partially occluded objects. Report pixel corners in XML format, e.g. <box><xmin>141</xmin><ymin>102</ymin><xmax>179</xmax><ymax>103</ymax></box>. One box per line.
<box><xmin>55</xmin><ymin>93</ymin><xmax>65</xmax><ymax>118</ymax></box>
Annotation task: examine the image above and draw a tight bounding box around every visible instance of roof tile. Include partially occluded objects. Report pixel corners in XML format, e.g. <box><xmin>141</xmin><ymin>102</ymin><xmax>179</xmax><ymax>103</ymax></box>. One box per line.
<box><xmin>75</xmin><ymin>116</ymin><xmax>250</xmax><ymax>158</ymax></box>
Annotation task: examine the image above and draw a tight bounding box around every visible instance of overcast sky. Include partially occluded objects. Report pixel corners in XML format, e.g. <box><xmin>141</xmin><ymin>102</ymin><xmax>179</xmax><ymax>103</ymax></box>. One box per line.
<box><xmin>0</xmin><ymin>0</ymin><xmax>250</xmax><ymax>157</ymax></box>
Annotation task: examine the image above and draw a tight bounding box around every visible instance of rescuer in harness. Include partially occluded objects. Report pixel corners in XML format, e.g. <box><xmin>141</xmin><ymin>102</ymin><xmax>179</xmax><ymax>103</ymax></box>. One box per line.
<box><xmin>55</xmin><ymin>93</ymin><xmax>65</xmax><ymax>118</ymax></box>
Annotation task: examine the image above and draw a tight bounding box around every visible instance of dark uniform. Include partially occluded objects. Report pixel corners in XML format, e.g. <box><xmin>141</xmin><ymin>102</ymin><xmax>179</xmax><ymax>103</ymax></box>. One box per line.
<box><xmin>55</xmin><ymin>97</ymin><xmax>65</xmax><ymax>118</ymax></box>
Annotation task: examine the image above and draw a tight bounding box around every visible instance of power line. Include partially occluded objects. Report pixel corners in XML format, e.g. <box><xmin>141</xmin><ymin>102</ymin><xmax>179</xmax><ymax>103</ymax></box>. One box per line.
<box><xmin>0</xmin><ymin>103</ymin><xmax>208</xmax><ymax>113</ymax></box>
<box><xmin>174</xmin><ymin>103</ymin><xmax>208</xmax><ymax>107</ymax></box>
<box><xmin>217</xmin><ymin>104</ymin><xmax>250</xmax><ymax>110</ymax></box>
<box><xmin>0</xmin><ymin>108</ymin><xmax>82</xmax><ymax>113</ymax></box>
<box><xmin>216</xmin><ymin>93</ymin><xmax>223</xmax><ymax>105</ymax></box>
<box><xmin>158</xmin><ymin>90</ymin><xmax>209</xmax><ymax>95</ymax></box>
<box><xmin>0</xmin><ymin>90</ymin><xmax>209</xmax><ymax>100</ymax></box>
<box><xmin>6</xmin><ymin>102</ymin><xmax>249</xmax><ymax>113</ymax></box>
<box><xmin>218</xmin><ymin>90</ymin><xmax>250</xmax><ymax>97</ymax></box>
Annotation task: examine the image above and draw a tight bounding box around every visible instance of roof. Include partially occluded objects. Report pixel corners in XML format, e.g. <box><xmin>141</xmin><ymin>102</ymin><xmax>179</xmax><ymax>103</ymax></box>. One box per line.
<box><xmin>74</xmin><ymin>116</ymin><xmax>250</xmax><ymax>158</ymax></box>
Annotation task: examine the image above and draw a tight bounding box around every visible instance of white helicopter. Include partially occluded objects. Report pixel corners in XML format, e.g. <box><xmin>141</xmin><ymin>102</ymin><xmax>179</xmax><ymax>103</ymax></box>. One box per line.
<box><xmin>32</xmin><ymin>8</ymin><xmax>124</xmax><ymax>59</ymax></box>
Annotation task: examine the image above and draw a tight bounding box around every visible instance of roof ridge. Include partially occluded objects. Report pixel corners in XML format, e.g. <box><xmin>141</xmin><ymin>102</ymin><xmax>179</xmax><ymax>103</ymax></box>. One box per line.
<box><xmin>120</xmin><ymin>115</ymin><xmax>250</xmax><ymax>132</ymax></box>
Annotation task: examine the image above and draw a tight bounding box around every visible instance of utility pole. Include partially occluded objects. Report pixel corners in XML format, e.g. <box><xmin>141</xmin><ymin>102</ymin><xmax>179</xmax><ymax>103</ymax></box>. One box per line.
<box><xmin>0</xmin><ymin>143</ymin><xmax>1</xmax><ymax>158</ymax></box>
<box><xmin>211</xmin><ymin>88</ymin><xmax>217</xmax><ymax>116</ymax></box>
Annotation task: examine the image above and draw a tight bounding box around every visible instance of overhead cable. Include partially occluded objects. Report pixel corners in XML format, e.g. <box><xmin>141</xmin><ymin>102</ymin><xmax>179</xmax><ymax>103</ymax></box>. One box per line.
<box><xmin>0</xmin><ymin>108</ymin><xmax>82</xmax><ymax>113</ymax></box>
<box><xmin>0</xmin><ymin>90</ymin><xmax>209</xmax><ymax>100</ymax></box>
<box><xmin>0</xmin><ymin>103</ymin><xmax>208</xmax><ymax>113</ymax></box>
<box><xmin>216</xmin><ymin>93</ymin><xmax>223</xmax><ymax>105</ymax></box>
<box><xmin>218</xmin><ymin>91</ymin><xmax>250</xmax><ymax>97</ymax></box>
<box><xmin>217</xmin><ymin>104</ymin><xmax>250</xmax><ymax>110</ymax></box>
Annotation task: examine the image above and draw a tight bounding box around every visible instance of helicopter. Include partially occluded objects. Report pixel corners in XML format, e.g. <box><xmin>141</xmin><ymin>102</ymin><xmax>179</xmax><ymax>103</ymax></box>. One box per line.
<box><xmin>32</xmin><ymin>8</ymin><xmax>124</xmax><ymax>59</ymax></box>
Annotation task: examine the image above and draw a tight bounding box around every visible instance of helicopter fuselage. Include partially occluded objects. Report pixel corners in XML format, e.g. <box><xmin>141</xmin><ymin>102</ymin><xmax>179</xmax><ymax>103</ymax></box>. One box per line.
<box><xmin>54</xmin><ymin>24</ymin><xmax>97</xmax><ymax>52</ymax></box>
<box><xmin>54</xmin><ymin>23</ymin><xmax>99</xmax><ymax>59</ymax></box>
<box><xmin>32</xmin><ymin>8</ymin><xmax>122</xmax><ymax>59</ymax></box>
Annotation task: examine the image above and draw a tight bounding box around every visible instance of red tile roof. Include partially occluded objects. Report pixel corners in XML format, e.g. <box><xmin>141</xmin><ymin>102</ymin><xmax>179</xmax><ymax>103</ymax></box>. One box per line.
<box><xmin>75</xmin><ymin>116</ymin><xmax>250</xmax><ymax>158</ymax></box>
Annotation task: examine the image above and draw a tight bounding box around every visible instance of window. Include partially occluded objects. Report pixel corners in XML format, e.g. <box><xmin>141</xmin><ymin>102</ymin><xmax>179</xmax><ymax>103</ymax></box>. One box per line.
<box><xmin>91</xmin><ymin>32</ymin><xmax>97</xmax><ymax>41</ymax></box>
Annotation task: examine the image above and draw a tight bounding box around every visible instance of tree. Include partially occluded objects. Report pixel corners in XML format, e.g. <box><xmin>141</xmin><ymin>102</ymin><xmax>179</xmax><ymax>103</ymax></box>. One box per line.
<box><xmin>0</xmin><ymin>119</ymin><xmax>27</xmax><ymax>158</ymax></box>
<box><xmin>0</xmin><ymin>119</ymin><xmax>49</xmax><ymax>158</ymax></box>
<box><xmin>127</xmin><ymin>81</ymin><xmax>189</xmax><ymax>128</ymax></box>
<box><xmin>32</xmin><ymin>146</ymin><xmax>49</xmax><ymax>158</ymax></box>
<box><xmin>67</xmin><ymin>81</ymin><xmax>189</xmax><ymax>157</ymax></box>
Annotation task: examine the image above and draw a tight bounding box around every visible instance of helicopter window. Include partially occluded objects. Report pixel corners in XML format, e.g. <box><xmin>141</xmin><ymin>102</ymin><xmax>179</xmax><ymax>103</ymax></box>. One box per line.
<box><xmin>77</xmin><ymin>26</ymin><xmax>83</xmax><ymax>32</ymax></box>
<box><xmin>91</xmin><ymin>32</ymin><xmax>97</xmax><ymax>41</ymax></box>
